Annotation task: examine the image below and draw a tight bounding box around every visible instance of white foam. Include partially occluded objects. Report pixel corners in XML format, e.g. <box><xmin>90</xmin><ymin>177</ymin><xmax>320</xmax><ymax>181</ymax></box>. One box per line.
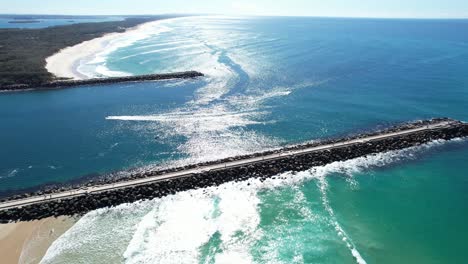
<box><xmin>214</xmin><ymin>187</ymin><xmax>260</xmax><ymax>263</ymax></box>
<box><xmin>118</xmin><ymin>43</ymin><xmax>206</xmax><ymax>60</ymax></box>
<box><xmin>106</xmin><ymin>108</ymin><xmax>265</xmax><ymax>132</ymax></box>
<box><xmin>215</xmin><ymin>251</ymin><xmax>253</xmax><ymax>264</ymax></box>
<box><xmin>93</xmin><ymin>64</ymin><xmax>129</xmax><ymax>77</ymax></box>
<box><xmin>121</xmin><ymin>178</ymin><xmax>262</xmax><ymax>264</ymax></box>
<box><xmin>8</xmin><ymin>169</ymin><xmax>18</xmax><ymax>177</ymax></box>
<box><xmin>41</xmin><ymin>202</ymin><xmax>154</xmax><ymax>264</ymax></box>
<box><xmin>132</xmin><ymin>39</ymin><xmax>197</xmax><ymax>50</ymax></box>
<box><xmin>0</xmin><ymin>168</ymin><xmax>19</xmax><ymax>179</ymax></box>
<box><xmin>123</xmin><ymin>193</ymin><xmax>217</xmax><ymax>264</ymax></box>
<box><xmin>317</xmin><ymin>175</ymin><xmax>367</xmax><ymax>264</ymax></box>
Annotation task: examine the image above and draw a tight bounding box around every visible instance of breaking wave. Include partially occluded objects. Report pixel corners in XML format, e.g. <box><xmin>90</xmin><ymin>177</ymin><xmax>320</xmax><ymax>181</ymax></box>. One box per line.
<box><xmin>76</xmin><ymin>18</ymin><xmax>180</xmax><ymax>78</ymax></box>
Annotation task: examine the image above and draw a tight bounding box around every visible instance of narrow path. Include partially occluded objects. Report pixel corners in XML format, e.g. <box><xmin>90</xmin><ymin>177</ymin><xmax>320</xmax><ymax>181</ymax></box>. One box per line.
<box><xmin>0</xmin><ymin>121</ymin><xmax>454</xmax><ymax>211</ymax></box>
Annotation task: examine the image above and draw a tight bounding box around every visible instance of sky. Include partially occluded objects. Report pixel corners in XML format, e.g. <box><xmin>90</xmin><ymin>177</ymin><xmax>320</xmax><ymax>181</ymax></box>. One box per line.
<box><xmin>2</xmin><ymin>0</ymin><xmax>468</xmax><ymax>18</ymax></box>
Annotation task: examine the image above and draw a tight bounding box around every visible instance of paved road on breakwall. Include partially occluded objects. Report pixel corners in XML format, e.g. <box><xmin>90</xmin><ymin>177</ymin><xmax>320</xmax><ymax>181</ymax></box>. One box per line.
<box><xmin>0</xmin><ymin>120</ymin><xmax>454</xmax><ymax>211</ymax></box>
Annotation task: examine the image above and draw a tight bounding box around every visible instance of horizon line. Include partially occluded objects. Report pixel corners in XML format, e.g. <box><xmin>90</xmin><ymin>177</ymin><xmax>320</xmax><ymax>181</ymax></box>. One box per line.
<box><xmin>1</xmin><ymin>13</ymin><xmax>468</xmax><ymax>20</ymax></box>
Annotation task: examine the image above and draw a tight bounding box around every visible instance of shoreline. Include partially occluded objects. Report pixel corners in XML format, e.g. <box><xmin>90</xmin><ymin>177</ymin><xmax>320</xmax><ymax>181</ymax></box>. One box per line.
<box><xmin>0</xmin><ymin>217</ymin><xmax>76</xmax><ymax>264</ymax></box>
<box><xmin>45</xmin><ymin>17</ymin><xmax>181</xmax><ymax>80</ymax></box>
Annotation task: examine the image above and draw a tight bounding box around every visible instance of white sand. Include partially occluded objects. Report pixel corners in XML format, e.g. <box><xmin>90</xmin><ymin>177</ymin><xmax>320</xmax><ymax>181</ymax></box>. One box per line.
<box><xmin>0</xmin><ymin>217</ymin><xmax>76</xmax><ymax>264</ymax></box>
<box><xmin>45</xmin><ymin>18</ymin><xmax>177</xmax><ymax>80</ymax></box>
<box><xmin>45</xmin><ymin>33</ymin><xmax>122</xmax><ymax>80</ymax></box>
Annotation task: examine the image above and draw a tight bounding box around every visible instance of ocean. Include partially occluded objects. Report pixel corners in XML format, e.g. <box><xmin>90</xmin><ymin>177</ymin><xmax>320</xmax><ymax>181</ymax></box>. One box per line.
<box><xmin>1</xmin><ymin>16</ymin><xmax>468</xmax><ymax>263</ymax></box>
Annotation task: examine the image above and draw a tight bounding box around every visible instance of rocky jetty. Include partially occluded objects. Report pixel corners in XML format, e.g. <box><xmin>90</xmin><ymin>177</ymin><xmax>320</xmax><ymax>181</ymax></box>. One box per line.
<box><xmin>0</xmin><ymin>71</ymin><xmax>204</xmax><ymax>91</ymax></box>
<box><xmin>0</xmin><ymin>118</ymin><xmax>467</xmax><ymax>222</ymax></box>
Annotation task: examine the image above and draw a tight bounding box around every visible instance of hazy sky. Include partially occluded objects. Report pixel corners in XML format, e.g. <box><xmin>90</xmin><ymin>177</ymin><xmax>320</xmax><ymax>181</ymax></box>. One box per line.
<box><xmin>3</xmin><ymin>0</ymin><xmax>468</xmax><ymax>18</ymax></box>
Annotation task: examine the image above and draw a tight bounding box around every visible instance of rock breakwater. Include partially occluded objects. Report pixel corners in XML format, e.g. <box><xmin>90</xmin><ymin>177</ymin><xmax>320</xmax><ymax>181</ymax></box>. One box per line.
<box><xmin>0</xmin><ymin>118</ymin><xmax>467</xmax><ymax>222</ymax></box>
<box><xmin>0</xmin><ymin>71</ymin><xmax>204</xmax><ymax>91</ymax></box>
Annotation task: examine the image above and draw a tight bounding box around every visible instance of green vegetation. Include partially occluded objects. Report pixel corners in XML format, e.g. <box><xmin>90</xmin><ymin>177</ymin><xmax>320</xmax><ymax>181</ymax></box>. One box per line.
<box><xmin>0</xmin><ymin>15</ymin><xmax>180</xmax><ymax>88</ymax></box>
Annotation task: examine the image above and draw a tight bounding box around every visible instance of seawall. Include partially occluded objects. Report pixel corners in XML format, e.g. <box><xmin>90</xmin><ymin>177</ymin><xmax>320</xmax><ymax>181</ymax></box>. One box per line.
<box><xmin>0</xmin><ymin>118</ymin><xmax>467</xmax><ymax>222</ymax></box>
<box><xmin>0</xmin><ymin>71</ymin><xmax>204</xmax><ymax>92</ymax></box>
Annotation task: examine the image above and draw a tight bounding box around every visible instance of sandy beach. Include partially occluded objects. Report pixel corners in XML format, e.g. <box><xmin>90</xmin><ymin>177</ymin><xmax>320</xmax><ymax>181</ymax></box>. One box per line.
<box><xmin>0</xmin><ymin>217</ymin><xmax>76</xmax><ymax>264</ymax></box>
<box><xmin>45</xmin><ymin>32</ymin><xmax>122</xmax><ymax>80</ymax></box>
<box><xmin>45</xmin><ymin>18</ymin><xmax>177</xmax><ymax>80</ymax></box>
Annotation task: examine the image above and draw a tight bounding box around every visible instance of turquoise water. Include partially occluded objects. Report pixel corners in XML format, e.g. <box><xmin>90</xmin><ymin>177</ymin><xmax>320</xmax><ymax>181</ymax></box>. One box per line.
<box><xmin>0</xmin><ymin>16</ymin><xmax>123</xmax><ymax>29</ymax></box>
<box><xmin>1</xmin><ymin>16</ymin><xmax>468</xmax><ymax>263</ymax></box>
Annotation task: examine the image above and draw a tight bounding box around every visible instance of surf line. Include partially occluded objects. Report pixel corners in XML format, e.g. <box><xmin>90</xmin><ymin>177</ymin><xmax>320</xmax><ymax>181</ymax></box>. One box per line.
<box><xmin>318</xmin><ymin>176</ymin><xmax>367</xmax><ymax>264</ymax></box>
